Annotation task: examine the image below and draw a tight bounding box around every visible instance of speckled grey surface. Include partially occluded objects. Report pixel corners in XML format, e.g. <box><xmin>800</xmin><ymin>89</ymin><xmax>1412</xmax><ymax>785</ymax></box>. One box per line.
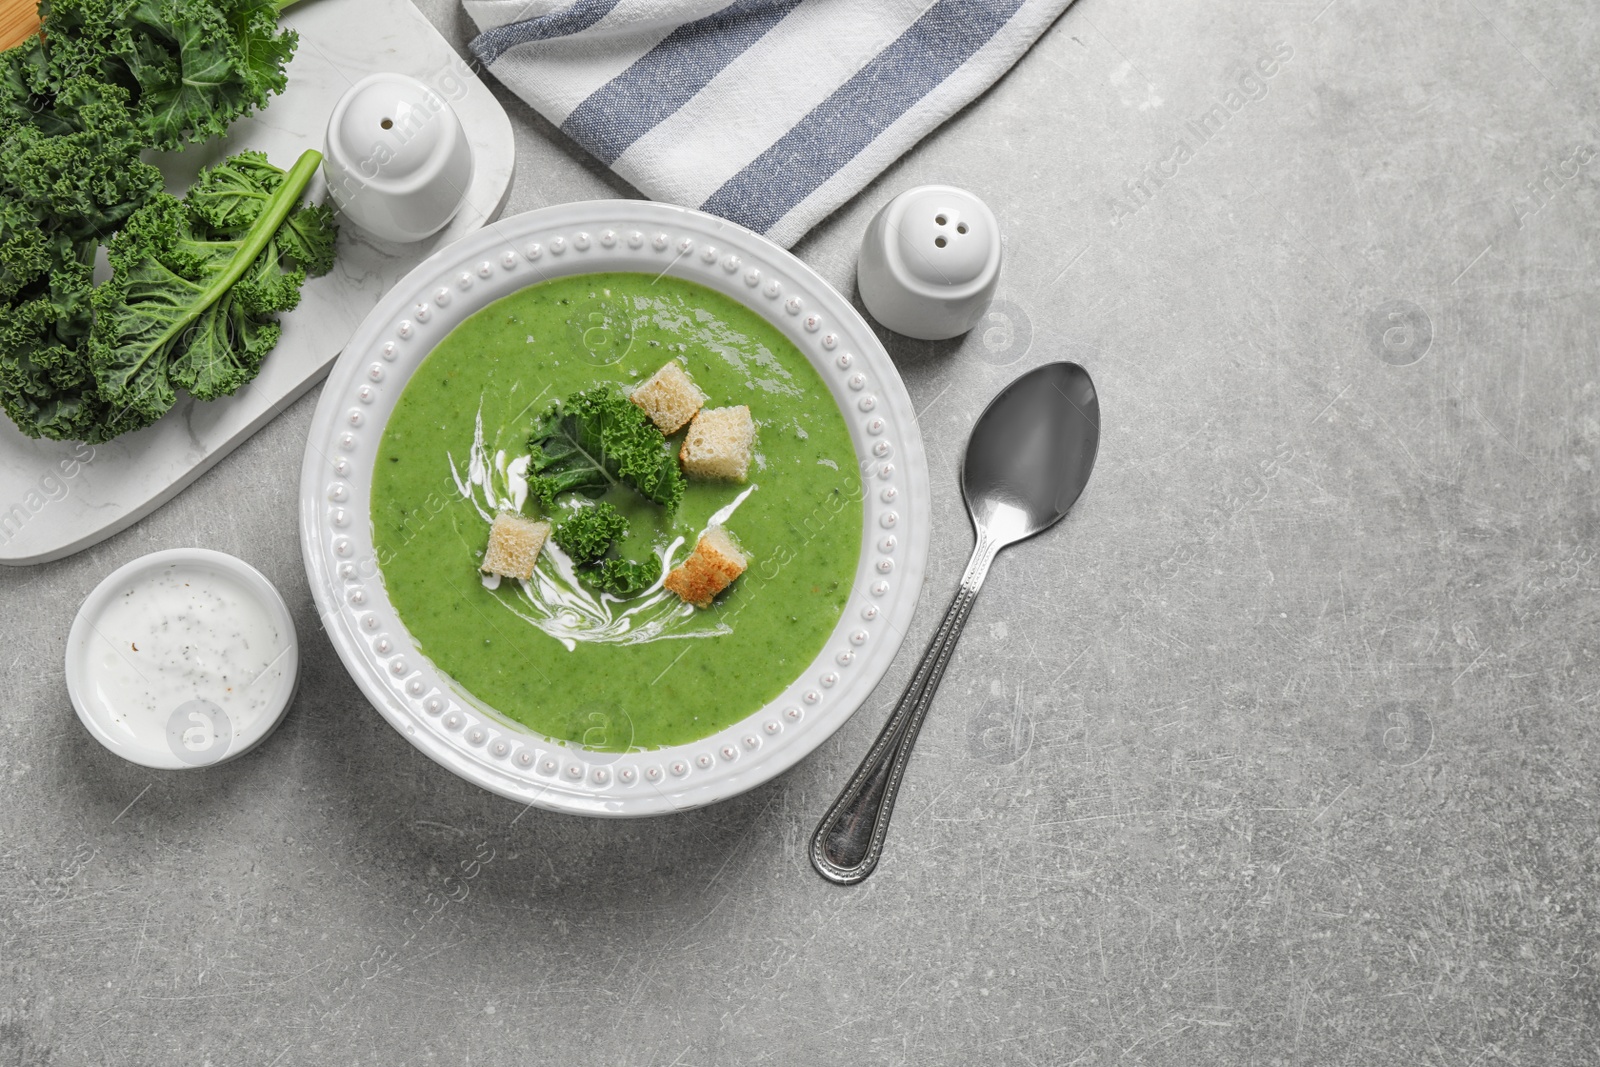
<box><xmin>4</xmin><ymin>1</ymin><xmax>1598</xmax><ymax>1063</ymax></box>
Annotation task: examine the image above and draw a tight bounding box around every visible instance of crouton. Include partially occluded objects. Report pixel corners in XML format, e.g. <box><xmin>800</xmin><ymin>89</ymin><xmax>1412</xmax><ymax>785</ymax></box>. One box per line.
<box><xmin>679</xmin><ymin>405</ymin><xmax>754</xmax><ymax>482</ymax></box>
<box><xmin>480</xmin><ymin>511</ymin><xmax>550</xmax><ymax>581</ymax></box>
<box><xmin>664</xmin><ymin>526</ymin><xmax>749</xmax><ymax>608</ymax></box>
<box><xmin>629</xmin><ymin>361</ymin><xmax>706</xmax><ymax>434</ymax></box>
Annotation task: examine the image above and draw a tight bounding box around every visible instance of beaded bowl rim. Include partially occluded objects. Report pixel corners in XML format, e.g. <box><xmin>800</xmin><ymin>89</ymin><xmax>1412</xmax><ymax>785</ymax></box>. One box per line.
<box><xmin>298</xmin><ymin>200</ymin><xmax>931</xmax><ymax>817</ymax></box>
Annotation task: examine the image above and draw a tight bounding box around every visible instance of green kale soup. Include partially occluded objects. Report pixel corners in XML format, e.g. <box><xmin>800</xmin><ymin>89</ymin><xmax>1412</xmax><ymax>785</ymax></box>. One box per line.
<box><xmin>370</xmin><ymin>273</ymin><xmax>864</xmax><ymax>749</ymax></box>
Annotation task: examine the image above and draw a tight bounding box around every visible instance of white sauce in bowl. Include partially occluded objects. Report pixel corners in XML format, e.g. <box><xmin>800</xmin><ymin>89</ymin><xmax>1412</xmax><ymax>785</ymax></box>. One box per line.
<box><xmin>66</xmin><ymin>551</ymin><xmax>299</xmax><ymax>768</ymax></box>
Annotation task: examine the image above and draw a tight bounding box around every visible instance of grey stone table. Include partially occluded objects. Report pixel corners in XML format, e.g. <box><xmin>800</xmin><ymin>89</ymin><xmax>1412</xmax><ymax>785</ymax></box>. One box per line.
<box><xmin>4</xmin><ymin>1</ymin><xmax>1597</xmax><ymax>1063</ymax></box>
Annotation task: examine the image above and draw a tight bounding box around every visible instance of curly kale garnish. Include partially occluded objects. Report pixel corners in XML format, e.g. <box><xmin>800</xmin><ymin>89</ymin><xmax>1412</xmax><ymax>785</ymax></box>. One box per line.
<box><xmin>527</xmin><ymin>387</ymin><xmax>686</xmax><ymax>511</ymax></box>
<box><xmin>526</xmin><ymin>390</ymin><xmax>684</xmax><ymax>599</ymax></box>
<box><xmin>549</xmin><ymin>499</ymin><xmax>666</xmax><ymax>596</ymax></box>
<box><xmin>552</xmin><ymin>501</ymin><xmax>629</xmax><ymax>566</ymax></box>
<box><xmin>590</xmin><ymin>557</ymin><xmax>659</xmax><ymax>598</ymax></box>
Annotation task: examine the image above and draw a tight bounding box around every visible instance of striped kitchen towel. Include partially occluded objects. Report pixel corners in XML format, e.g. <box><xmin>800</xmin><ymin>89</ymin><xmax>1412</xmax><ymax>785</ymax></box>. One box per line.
<box><xmin>466</xmin><ymin>0</ymin><xmax>1076</xmax><ymax>248</ymax></box>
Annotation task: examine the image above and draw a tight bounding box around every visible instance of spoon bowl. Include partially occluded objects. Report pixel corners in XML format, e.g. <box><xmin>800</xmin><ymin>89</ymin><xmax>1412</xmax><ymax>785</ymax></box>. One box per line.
<box><xmin>811</xmin><ymin>361</ymin><xmax>1101</xmax><ymax>884</ymax></box>
<box><xmin>963</xmin><ymin>361</ymin><xmax>1101</xmax><ymax>543</ymax></box>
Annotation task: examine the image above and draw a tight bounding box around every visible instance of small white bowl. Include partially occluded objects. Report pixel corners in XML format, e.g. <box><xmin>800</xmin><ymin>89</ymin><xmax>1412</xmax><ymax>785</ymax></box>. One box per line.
<box><xmin>857</xmin><ymin>184</ymin><xmax>1003</xmax><ymax>340</ymax></box>
<box><xmin>322</xmin><ymin>72</ymin><xmax>474</xmax><ymax>243</ymax></box>
<box><xmin>65</xmin><ymin>549</ymin><xmax>300</xmax><ymax>770</ymax></box>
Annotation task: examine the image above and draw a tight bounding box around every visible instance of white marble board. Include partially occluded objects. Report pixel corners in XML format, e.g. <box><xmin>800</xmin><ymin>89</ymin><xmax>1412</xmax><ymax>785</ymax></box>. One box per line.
<box><xmin>0</xmin><ymin>0</ymin><xmax>514</xmax><ymax>566</ymax></box>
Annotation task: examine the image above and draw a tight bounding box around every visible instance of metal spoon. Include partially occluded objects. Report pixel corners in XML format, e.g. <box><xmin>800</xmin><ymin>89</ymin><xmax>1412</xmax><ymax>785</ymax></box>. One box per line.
<box><xmin>810</xmin><ymin>361</ymin><xmax>1101</xmax><ymax>885</ymax></box>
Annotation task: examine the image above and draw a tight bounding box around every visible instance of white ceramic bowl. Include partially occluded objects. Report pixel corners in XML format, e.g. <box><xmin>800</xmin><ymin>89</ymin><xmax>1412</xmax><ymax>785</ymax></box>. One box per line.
<box><xmin>66</xmin><ymin>549</ymin><xmax>300</xmax><ymax>769</ymax></box>
<box><xmin>299</xmin><ymin>201</ymin><xmax>930</xmax><ymax>816</ymax></box>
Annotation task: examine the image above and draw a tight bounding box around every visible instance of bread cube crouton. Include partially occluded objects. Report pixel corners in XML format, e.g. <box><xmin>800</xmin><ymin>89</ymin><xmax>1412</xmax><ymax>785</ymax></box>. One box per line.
<box><xmin>664</xmin><ymin>526</ymin><xmax>749</xmax><ymax>608</ymax></box>
<box><xmin>629</xmin><ymin>361</ymin><xmax>707</xmax><ymax>434</ymax></box>
<box><xmin>679</xmin><ymin>405</ymin><xmax>754</xmax><ymax>482</ymax></box>
<box><xmin>480</xmin><ymin>511</ymin><xmax>550</xmax><ymax>581</ymax></box>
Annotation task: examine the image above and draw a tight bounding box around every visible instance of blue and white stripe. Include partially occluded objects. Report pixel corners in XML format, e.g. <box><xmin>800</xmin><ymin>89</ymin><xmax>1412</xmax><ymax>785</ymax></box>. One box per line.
<box><xmin>467</xmin><ymin>0</ymin><xmax>1076</xmax><ymax>247</ymax></box>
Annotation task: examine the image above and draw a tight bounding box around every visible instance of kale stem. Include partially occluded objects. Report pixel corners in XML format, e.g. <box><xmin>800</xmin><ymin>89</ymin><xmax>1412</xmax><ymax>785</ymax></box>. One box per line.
<box><xmin>142</xmin><ymin>149</ymin><xmax>321</xmax><ymax>358</ymax></box>
<box><xmin>274</xmin><ymin>0</ymin><xmax>303</xmax><ymax>11</ymax></box>
<box><xmin>196</xmin><ymin>148</ymin><xmax>320</xmax><ymax>308</ymax></box>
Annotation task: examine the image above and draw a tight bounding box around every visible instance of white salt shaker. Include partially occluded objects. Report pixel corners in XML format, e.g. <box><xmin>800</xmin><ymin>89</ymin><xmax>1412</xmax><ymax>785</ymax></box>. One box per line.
<box><xmin>322</xmin><ymin>72</ymin><xmax>474</xmax><ymax>243</ymax></box>
<box><xmin>857</xmin><ymin>185</ymin><xmax>1003</xmax><ymax>341</ymax></box>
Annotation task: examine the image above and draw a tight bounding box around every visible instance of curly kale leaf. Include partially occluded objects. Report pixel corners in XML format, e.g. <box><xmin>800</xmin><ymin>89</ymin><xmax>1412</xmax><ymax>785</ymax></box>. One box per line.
<box><xmin>552</xmin><ymin>501</ymin><xmax>629</xmax><ymax>566</ymax></box>
<box><xmin>0</xmin><ymin>72</ymin><xmax>161</xmax><ymax>440</ymax></box>
<box><xmin>0</xmin><ymin>33</ymin><xmax>62</xmax><ymax>135</ymax></box>
<box><xmin>87</xmin><ymin>149</ymin><xmax>334</xmax><ymax>428</ymax></box>
<box><xmin>184</xmin><ymin>149</ymin><xmax>284</xmax><ymax>229</ymax></box>
<box><xmin>527</xmin><ymin>388</ymin><xmax>683</xmax><ymax>596</ymax></box>
<box><xmin>549</xmin><ymin>499</ymin><xmax>672</xmax><ymax>597</ymax></box>
<box><xmin>0</xmin><ymin>0</ymin><xmax>311</xmax><ymax>443</ymax></box>
<box><xmin>0</xmin><ymin>77</ymin><xmax>161</xmax><ymax>247</ymax></box>
<box><xmin>0</xmin><ymin>270</ymin><xmax>122</xmax><ymax>443</ymax></box>
<box><xmin>275</xmin><ymin>202</ymin><xmax>336</xmax><ymax>276</ymax></box>
<box><xmin>0</xmin><ymin>200</ymin><xmax>53</xmax><ymax>304</ymax></box>
<box><xmin>590</xmin><ymin>557</ymin><xmax>660</xmax><ymax>598</ymax></box>
<box><xmin>527</xmin><ymin>387</ymin><xmax>686</xmax><ymax>511</ymax></box>
<box><xmin>33</xmin><ymin>0</ymin><xmax>298</xmax><ymax>151</ymax></box>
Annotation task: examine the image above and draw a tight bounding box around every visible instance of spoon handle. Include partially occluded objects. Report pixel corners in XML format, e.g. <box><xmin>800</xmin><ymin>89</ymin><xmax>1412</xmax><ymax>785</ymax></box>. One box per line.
<box><xmin>810</xmin><ymin>529</ymin><xmax>1003</xmax><ymax>884</ymax></box>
